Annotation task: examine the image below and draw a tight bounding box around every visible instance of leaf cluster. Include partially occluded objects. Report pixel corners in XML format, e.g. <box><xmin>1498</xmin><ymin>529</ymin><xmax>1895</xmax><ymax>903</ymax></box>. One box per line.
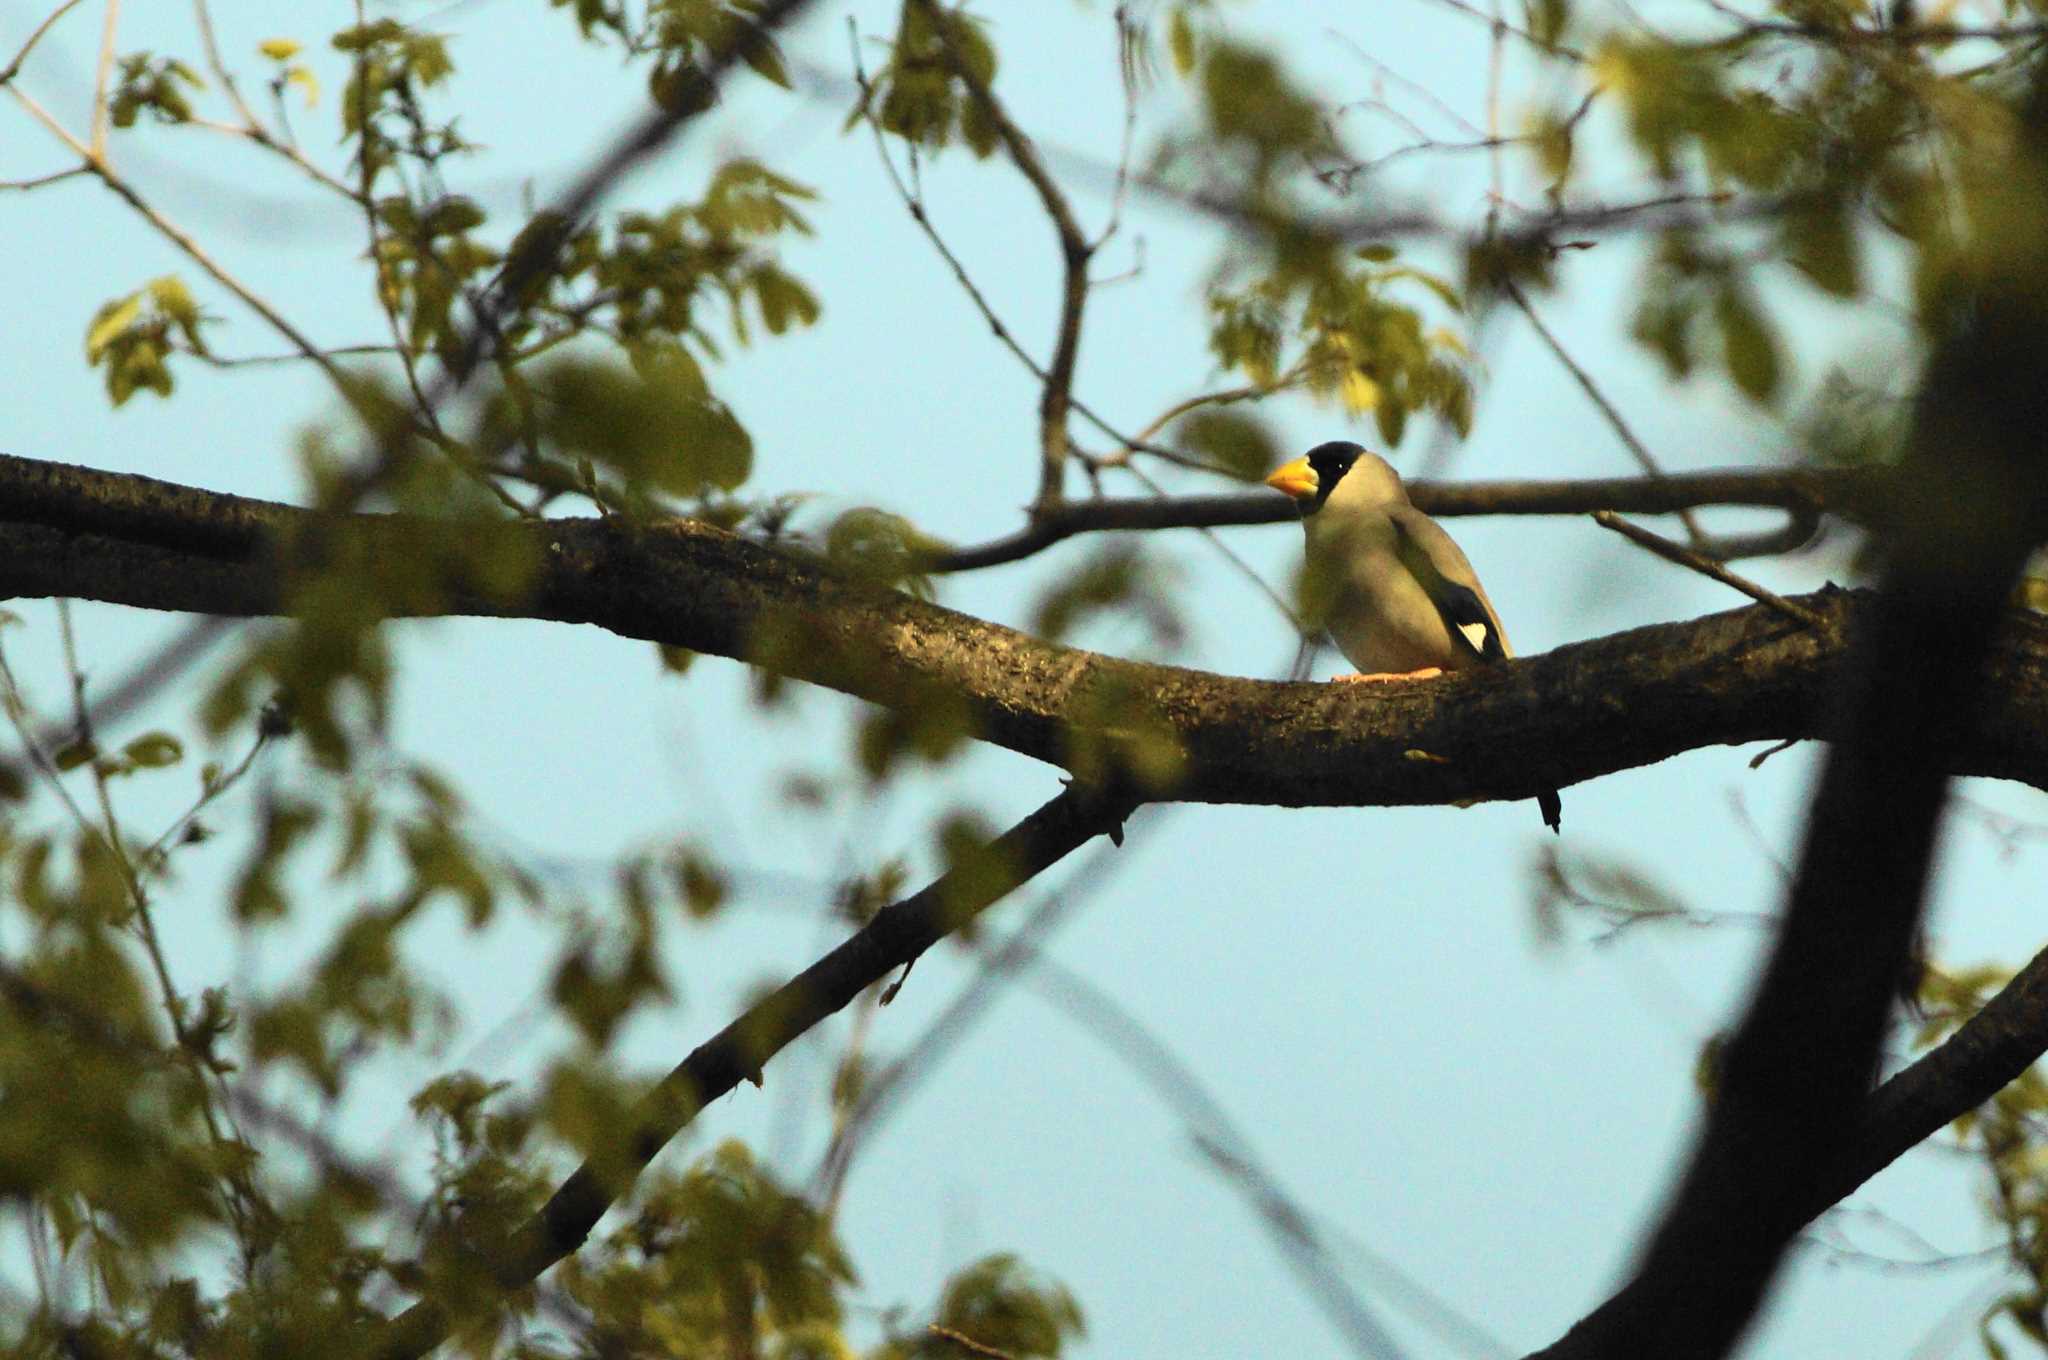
<box><xmin>83</xmin><ymin>276</ymin><xmax>209</xmax><ymax>407</ymax></box>
<box><xmin>850</xmin><ymin>2</ymin><xmax>1002</xmax><ymax>158</ymax></box>
<box><xmin>1207</xmin><ymin>245</ymin><xmax>1472</xmax><ymax>447</ymax></box>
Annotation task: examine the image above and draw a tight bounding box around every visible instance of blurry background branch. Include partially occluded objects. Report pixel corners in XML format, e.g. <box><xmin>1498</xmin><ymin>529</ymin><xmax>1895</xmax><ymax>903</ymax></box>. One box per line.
<box><xmin>374</xmin><ymin>782</ymin><xmax>1137</xmax><ymax>1360</ymax></box>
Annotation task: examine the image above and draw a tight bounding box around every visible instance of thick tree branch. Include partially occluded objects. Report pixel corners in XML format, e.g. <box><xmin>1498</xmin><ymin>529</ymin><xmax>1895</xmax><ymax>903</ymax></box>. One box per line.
<box><xmin>1825</xmin><ymin>939</ymin><xmax>2048</xmax><ymax>1217</ymax></box>
<box><xmin>373</xmin><ymin>783</ymin><xmax>1136</xmax><ymax>1360</ymax></box>
<box><xmin>4</xmin><ymin>454</ymin><xmax>2048</xmax><ymax>814</ymax></box>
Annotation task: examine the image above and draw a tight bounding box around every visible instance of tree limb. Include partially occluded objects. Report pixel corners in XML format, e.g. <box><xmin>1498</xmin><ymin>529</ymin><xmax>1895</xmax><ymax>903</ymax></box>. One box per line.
<box><xmin>926</xmin><ymin>465</ymin><xmax>1885</xmax><ymax>572</ymax></box>
<box><xmin>3</xmin><ymin>453</ymin><xmax>2047</xmax><ymax>815</ymax></box>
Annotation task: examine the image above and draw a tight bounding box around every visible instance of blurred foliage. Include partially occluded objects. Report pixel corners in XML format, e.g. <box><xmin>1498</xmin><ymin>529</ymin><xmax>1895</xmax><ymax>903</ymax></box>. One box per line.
<box><xmin>847</xmin><ymin>1</ymin><xmax>1005</xmax><ymax>158</ymax></box>
<box><xmin>109</xmin><ymin>53</ymin><xmax>205</xmax><ymax>128</ymax></box>
<box><xmin>1911</xmin><ymin>961</ymin><xmax>2048</xmax><ymax>1358</ymax></box>
<box><xmin>1206</xmin><ymin>245</ymin><xmax>1473</xmax><ymax>446</ymax></box>
<box><xmin>1527</xmin><ymin>843</ymin><xmax>1746</xmax><ymax>948</ymax></box>
<box><xmin>23</xmin><ymin>0</ymin><xmax>2048</xmax><ymax>1356</ymax></box>
<box><xmin>83</xmin><ymin>276</ymin><xmax>209</xmax><ymax>406</ymax></box>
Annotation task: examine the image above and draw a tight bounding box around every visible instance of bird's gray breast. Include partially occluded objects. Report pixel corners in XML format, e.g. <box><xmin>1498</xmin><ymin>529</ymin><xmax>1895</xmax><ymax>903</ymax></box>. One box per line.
<box><xmin>1301</xmin><ymin>510</ymin><xmax>1465</xmax><ymax>674</ymax></box>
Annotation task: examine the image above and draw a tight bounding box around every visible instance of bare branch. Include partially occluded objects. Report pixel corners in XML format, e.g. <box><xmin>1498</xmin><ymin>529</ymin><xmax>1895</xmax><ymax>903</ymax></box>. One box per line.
<box><xmin>1406</xmin><ymin>0</ymin><xmax>1588</xmax><ymax>62</ymax></box>
<box><xmin>190</xmin><ymin>0</ymin><xmax>261</xmax><ymax>130</ymax></box>
<box><xmin>1593</xmin><ymin>511</ymin><xmax>1828</xmax><ymax>629</ymax></box>
<box><xmin>89</xmin><ymin>0</ymin><xmax>119</xmax><ymax>157</ymax></box>
<box><xmin>918</xmin><ymin>0</ymin><xmax>1093</xmax><ymax>510</ymax></box>
<box><xmin>1827</xmin><ymin>939</ymin><xmax>2048</xmax><ymax>1216</ymax></box>
<box><xmin>1719</xmin><ymin>17</ymin><xmax>2048</xmax><ymax>46</ymax></box>
<box><xmin>0</xmin><ymin>164</ymin><xmax>86</xmax><ymax>190</ymax></box>
<box><xmin>86</xmin><ymin>159</ymin><xmax>351</xmax><ymax>389</ymax></box>
<box><xmin>6</xmin><ymin>82</ymin><xmax>87</xmax><ymax>156</ymax></box>
<box><xmin>1532</xmin><ymin>173</ymin><xmax>2048</xmax><ymax>1360</ymax></box>
<box><xmin>927</xmin><ymin>465</ymin><xmax>1878</xmax><ymax>572</ymax></box>
<box><xmin>1500</xmin><ymin>277</ymin><xmax>1711</xmax><ymax>549</ymax></box>
<box><xmin>0</xmin><ymin>0</ymin><xmax>89</xmax><ymax>85</ymax></box>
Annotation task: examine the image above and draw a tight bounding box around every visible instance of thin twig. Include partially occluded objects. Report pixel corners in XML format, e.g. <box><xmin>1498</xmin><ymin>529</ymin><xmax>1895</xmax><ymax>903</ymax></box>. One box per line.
<box><xmin>89</xmin><ymin>0</ymin><xmax>119</xmax><ymax>157</ymax></box>
<box><xmin>87</xmin><ymin>160</ymin><xmax>351</xmax><ymax>388</ymax></box>
<box><xmin>1330</xmin><ymin>29</ymin><xmax>1486</xmax><ymax>138</ymax></box>
<box><xmin>191</xmin><ymin>0</ymin><xmax>262</xmax><ymax>129</ymax></box>
<box><xmin>1122</xmin><ymin>461</ymin><xmax>1302</xmax><ymax>628</ymax></box>
<box><xmin>51</xmin><ymin>603</ymin><xmax>273</xmax><ymax>1259</ymax></box>
<box><xmin>183</xmin><ymin>116</ymin><xmax>362</xmax><ymax>201</ymax></box>
<box><xmin>928</xmin><ymin>1326</ymin><xmax>1018</xmax><ymax>1360</ymax></box>
<box><xmin>0</xmin><ymin>165</ymin><xmax>86</xmax><ymax>190</ymax></box>
<box><xmin>0</xmin><ymin>0</ymin><xmax>89</xmax><ymax>84</ymax></box>
<box><xmin>7</xmin><ymin>82</ymin><xmax>88</xmax><ymax>155</ymax></box>
<box><xmin>1409</xmin><ymin>0</ymin><xmax>1588</xmax><ymax>60</ymax></box>
<box><xmin>1721</xmin><ymin>17</ymin><xmax>2048</xmax><ymax>46</ymax></box>
<box><xmin>1007</xmin><ymin>938</ymin><xmax>1470</xmax><ymax>1358</ymax></box>
<box><xmin>848</xmin><ymin>28</ymin><xmax>1183</xmax><ymax>475</ymax></box>
<box><xmin>925</xmin><ymin>466</ymin><xmax>1861</xmax><ymax>573</ymax></box>
<box><xmin>1094</xmin><ymin>3</ymin><xmax>1142</xmax><ymax>251</ymax></box>
<box><xmin>917</xmin><ymin>0</ymin><xmax>1093</xmax><ymax>510</ymax></box>
<box><xmin>1594</xmin><ymin>510</ymin><xmax>1828</xmax><ymax>627</ymax></box>
<box><xmin>190</xmin><ymin>343</ymin><xmax>403</xmax><ymax>367</ymax></box>
<box><xmin>1485</xmin><ymin>0</ymin><xmax>1505</xmax><ymax>229</ymax></box>
<box><xmin>1501</xmin><ymin>276</ymin><xmax>1711</xmax><ymax>548</ymax></box>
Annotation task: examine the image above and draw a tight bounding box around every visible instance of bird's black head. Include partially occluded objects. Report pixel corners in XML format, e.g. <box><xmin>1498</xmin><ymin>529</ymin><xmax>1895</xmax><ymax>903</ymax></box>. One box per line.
<box><xmin>1302</xmin><ymin>441</ymin><xmax>1365</xmax><ymax>511</ymax></box>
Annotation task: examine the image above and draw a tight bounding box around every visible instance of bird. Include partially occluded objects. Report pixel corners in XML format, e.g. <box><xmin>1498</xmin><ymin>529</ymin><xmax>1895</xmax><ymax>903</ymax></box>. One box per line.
<box><xmin>1264</xmin><ymin>440</ymin><xmax>1562</xmax><ymax>833</ymax></box>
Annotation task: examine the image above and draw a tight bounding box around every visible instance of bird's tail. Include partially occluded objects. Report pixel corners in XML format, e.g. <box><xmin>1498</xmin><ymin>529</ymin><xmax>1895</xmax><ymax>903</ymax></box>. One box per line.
<box><xmin>1538</xmin><ymin>789</ymin><xmax>1562</xmax><ymax>834</ymax></box>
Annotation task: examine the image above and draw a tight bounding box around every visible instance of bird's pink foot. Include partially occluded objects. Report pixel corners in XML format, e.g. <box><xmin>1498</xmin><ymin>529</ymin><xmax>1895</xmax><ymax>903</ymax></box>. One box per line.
<box><xmin>1333</xmin><ymin>667</ymin><xmax>1444</xmax><ymax>683</ymax></box>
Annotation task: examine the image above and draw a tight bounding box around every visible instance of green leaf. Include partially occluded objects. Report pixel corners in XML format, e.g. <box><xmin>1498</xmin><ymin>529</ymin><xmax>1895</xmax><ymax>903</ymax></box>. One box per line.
<box><xmin>1374</xmin><ymin>394</ymin><xmax>1409</xmax><ymax>447</ymax></box>
<box><xmin>1173</xmin><ymin>409</ymin><xmax>1278</xmax><ymax>480</ymax></box>
<box><xmin>1783</xmin><ymin>202</ymin><xmax>1860</xmax><ymax>299</ymax></box>
<box><xmin>1715</xmin><ymin>285</ymin><xmax>1780</xmax><ymax>403</ymax></box>
<box><xmin>1167</xmin><ymin>7</ymin><xmax>1198</xmax><ymax>74</ymax></box>
<box><xmin>1526</xmin><ymin>0</ymin><xmax>1570</xmax><ymax>46</ymax></box>
<box><xmin>1200</xmin><ymin>40</ymin><xmax>1327</xmax><ymax>162</ymax></box>
<box><xmin>121</xmin><ymin>732</ymin><xmax>184</xmax><ymax>768</ymax></box>
<box><xmin>85</xmin><ymin>294</ymin><xmax>143</xmax><ymax>363</ymax></box>
<box><xmin>52</xmin><ymin>740</ymin><xmax>98</xmax><ymax>772</ymax></box>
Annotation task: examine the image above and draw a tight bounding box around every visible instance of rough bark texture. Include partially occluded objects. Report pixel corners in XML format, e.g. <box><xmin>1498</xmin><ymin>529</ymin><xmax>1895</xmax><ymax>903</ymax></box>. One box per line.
<box><xmin>4</xmin><ymin>453</ymin><xmax>2048</xmax><ymax>812</ymax></box>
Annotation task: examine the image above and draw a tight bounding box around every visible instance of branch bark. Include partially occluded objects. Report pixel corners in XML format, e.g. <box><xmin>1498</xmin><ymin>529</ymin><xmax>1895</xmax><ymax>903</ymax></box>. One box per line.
<box><xmin>2</xmin><ymin>453</ymin><xmax>2047</xmax><ymax>815</ymax></box>
<box><xmin>926</xmin><ymin>465</ymin><xmax>1888</xmax><ymax>572</ymax></box>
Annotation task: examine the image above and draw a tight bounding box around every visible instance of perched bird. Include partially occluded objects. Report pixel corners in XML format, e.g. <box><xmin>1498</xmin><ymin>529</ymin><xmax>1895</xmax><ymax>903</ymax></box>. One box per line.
<box><xmin>1265</xmin><ymin>440</ymin><xmax>1562</xmax><ymax>832</ymax></box>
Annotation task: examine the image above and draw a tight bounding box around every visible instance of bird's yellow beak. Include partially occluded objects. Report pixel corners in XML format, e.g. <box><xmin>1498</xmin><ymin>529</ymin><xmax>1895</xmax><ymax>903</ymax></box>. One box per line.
<box><xmin>1264</xmin><ymin>456</ymin><xmax>1319</xmax><ymax>501</ymax></box>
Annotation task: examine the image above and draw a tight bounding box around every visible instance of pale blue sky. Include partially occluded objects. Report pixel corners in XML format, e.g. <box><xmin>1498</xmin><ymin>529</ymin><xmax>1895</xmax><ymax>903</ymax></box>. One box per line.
<box><xmin>3</xmin><ymin>2</ymin><xmax>2041</xmax><ymax>1356</ymax></box>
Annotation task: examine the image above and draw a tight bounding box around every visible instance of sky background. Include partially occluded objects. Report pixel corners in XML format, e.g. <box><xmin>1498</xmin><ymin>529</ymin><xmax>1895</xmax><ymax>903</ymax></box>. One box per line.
<box><xmin>4</xmin><ymin>2</ymin><xmax>2044</xmax><ymax>1357</ymax></box>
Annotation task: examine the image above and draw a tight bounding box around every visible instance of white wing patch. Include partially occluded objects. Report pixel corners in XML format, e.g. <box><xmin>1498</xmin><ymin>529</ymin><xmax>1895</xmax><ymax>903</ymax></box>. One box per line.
<box><xmin>1458</xmin><ymin>621</ymin><xmax>1490</xmax><ymax>652</ymax></box>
